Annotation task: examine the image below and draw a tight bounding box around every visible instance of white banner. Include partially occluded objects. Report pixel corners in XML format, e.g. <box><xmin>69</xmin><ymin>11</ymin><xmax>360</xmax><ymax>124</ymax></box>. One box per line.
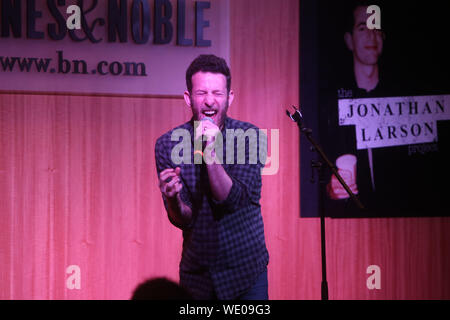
<box><xmin>0</xmin><ymin>0</ymin><xmax>230</xmax><ymax>96</ymax></box>
<box><xmin>338</xmin><ymin>95</ymin><xmax>450</xmax><ymax>150</ymax></box>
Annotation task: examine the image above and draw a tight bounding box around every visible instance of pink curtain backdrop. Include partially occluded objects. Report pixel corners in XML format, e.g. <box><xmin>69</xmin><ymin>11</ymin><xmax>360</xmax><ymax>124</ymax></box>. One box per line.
<box><xmin>1</xmin><ymin>0</ymin><xmax>449</xmax><ymax>300</ymax></box>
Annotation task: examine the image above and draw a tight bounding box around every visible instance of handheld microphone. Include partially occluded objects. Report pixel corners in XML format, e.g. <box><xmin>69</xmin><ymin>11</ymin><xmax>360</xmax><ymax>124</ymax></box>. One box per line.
<box><xmin>202</xmin><ymin>116</ymin><xmax>215</xmax><ymax>124</ymax></box>
<box><xmin>194</xmin><ymin>117</ymin><xmax>215</xmax><ymax>160</ymax></box>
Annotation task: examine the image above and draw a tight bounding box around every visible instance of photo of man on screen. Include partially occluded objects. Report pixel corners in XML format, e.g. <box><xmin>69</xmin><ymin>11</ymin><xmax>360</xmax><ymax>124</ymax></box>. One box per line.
<box><xmin>318</xmin><ymin>0</ymin><xmax>450</xmax><ymax>217</ymax></box>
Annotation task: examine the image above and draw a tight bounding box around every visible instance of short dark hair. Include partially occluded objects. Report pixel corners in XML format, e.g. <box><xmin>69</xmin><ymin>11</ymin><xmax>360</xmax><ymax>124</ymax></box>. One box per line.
<box><xmin>185</xmin><ymin>54</ymin><xmax>231</xmax><ymax>94</ymax></box>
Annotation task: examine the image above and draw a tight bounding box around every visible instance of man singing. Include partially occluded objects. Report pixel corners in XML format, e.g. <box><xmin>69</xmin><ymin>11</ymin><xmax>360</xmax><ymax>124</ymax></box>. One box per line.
<box><xmin>155</xmin><ymin>55</ymin><xmax>269</xmax><ymax>300</ymax></box>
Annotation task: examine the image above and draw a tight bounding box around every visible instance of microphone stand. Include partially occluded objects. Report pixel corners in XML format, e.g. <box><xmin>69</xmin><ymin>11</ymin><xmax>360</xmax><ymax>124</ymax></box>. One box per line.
<box><xmin>286</xmin><ymin>106</ymin><xmax>364</xmax><ymax>300</ymax></box>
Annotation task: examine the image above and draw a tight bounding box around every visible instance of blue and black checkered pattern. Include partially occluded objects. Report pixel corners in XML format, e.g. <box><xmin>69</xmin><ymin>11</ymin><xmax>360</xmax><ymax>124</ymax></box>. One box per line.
<box><xmin>155</xmin><ymin>117</ymin><xmax>269</xmax><ymax>300</ymax></box>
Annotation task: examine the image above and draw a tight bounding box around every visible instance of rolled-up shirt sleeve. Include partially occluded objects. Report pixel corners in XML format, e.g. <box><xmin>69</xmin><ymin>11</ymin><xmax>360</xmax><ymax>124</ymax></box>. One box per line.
<box><xmin>211</xmin><ymin>129</ymin><xmax>266</xmax><ymax>213</ymax></box>
<box><xmin>155</xmin><ymin>135</ymin><xmax>193</xmax><ymax>227</ymax></box>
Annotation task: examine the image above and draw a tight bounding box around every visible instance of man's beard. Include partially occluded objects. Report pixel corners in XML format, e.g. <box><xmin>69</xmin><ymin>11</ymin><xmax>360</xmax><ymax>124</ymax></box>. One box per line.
<box><xmin>191</xmin><ymin>97</ymin><xmax>230</xmax><ymax>129</ymax></box>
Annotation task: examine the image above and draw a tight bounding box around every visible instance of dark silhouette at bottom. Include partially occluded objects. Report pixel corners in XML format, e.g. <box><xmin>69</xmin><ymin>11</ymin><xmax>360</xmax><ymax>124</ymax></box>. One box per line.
<box><xmin>131</xmin><ymin>277</ymin><xmax>193</xmax><ymax>300</ymax></box>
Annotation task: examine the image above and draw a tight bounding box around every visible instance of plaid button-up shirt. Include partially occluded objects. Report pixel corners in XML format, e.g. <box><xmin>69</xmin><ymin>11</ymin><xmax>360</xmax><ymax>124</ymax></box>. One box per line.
<box><xmin>155</xmin><ymin>117</ymin><xmax>269</xmax><ymax>300</ymax></box>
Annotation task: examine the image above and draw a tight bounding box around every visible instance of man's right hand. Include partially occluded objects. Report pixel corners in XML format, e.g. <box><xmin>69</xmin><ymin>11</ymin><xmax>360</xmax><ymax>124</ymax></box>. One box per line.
<box><xmin>159</xmin><ymin>167</ymin><xmax>182</xmax><ymax>199</ymax></box>
<box><xmin>158</xmin><ymin>167</ymin><xmax>192</xmax><ymax>228</ymax></box>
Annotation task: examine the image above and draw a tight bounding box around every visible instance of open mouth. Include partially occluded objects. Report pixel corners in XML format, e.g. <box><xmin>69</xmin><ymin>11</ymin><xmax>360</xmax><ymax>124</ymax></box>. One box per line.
<box><xmin>202</xmin><ymin>110</ymin><xmax>217</xmax><ymax>118</ymax></box>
